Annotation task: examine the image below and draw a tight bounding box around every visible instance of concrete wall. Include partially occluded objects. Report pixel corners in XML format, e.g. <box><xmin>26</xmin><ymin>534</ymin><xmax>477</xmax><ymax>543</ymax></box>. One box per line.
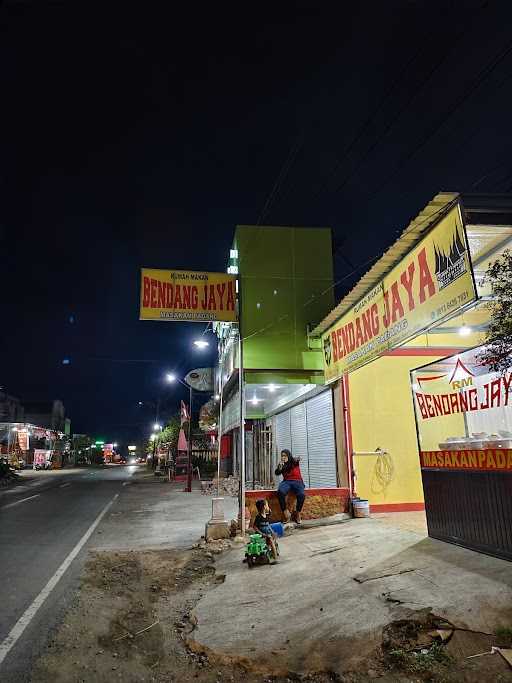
<box><xmin>246</xmin><ymin>487</ymin><xmax>349</xmax><ymax>524</ymax></box>
<box><xmin>346</xmin><ymin>351</ymin><xmax>452</xmax><ymax>511</ymax></box>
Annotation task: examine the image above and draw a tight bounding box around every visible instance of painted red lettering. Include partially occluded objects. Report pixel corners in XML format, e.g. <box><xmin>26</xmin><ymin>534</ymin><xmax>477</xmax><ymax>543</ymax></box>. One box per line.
<box><xmin>400</xmin><ymin>262</ymin><xmax>415</xmax><ymax>311</ymax></box>
<box><xmin>226</xmin><ymin>281</ymin><xmax>235</xmax><ymax>311</ymax></box>
<box><xmin>390</xmin><ymin>281</ymin><xmax>405</xmax><ymax>323</ymax></box>
<box><xmin>150</xmin><ymin>279</ymin><xmax>157</xmax><ymax>308</ymax></box>
<box><xmin>191</xmin><ymin>286</ymin><xmax>198</xmax><ymax>309</ymax></box>
<box><xmin>415</xmin><ymin>393</ymin><xmax>428</xmax><ymax>419</ymax></box>
<box><xmin>216</xmin><ymin>283</ymin><xmax>226</xmax><ymax>310</ymax></box>
<box><xmin>362</xmin><ymin>308</ymin><xmax>373</xmax><ymax>342</ymax></box>
<box><xmin>417</xmin><ymin>247</ymin><xmax>435</xmax><ymax>303</ymax></box>
<box><xmin>207</xmin><ymin>285</ymin><xmax>216</xmax><ymax>310</ymax></box>
<box><xmin>480</xmin><ymin>383</ymin><xmax>490</xmax><ymax>410</ymax></box>
<box><xmin>355</xmin><ymin>317</ymin><xmax>364</xmax><ymax>348</ymax></box>
<box><xmin>468</xmin><ymin>388</ymin><xmax>478</xmax><ymax>410</ymax></box>
<box><xmin>182</xmin><ymin>286</ymin><xmax>191</xmax><ymax>309</ymax></box>
<box><xmin>370</xmin><ymin>303</ymin><xmax>379</xmax><ymax>335</ymax></box>
<box><xmin>143</xmin><ymin>277</ymin><xmax>151</xmax><ymax>307</ymax></box>
<box><xmin>157</xmin><ymin>281</ymin><xmax>166</xmax><ymax>308</ymax></box>
<box><xmin>491</xmin><ymin>378</ymin><xmax>501</xmax><ymax>407</ymax></box>
<box><xmin>382</xmin><ymin>290</ymin><xmax>391</xmax><ymax>328</ymax></box>
<box><xmin>336</xmin><ymin>329</ymin><xmax>343</xmax><ymax>360</ymax></box>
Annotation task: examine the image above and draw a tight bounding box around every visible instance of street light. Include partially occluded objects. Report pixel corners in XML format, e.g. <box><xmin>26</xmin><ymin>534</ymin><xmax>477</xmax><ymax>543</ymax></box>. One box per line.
<box><xmin>153</xmin><ymin>423</ymin><xmax>162</xmax><ymax>431</ymax></box>
<box><xmin>193</xmin><ymin>339</ymin><xmax>209</xmax><ymax>349</ymax></box>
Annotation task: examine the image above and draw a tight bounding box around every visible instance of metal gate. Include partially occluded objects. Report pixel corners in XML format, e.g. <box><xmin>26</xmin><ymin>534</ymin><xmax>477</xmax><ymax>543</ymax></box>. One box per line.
<box><xmin>422</xmin><ymin>469</ymin><xmax>512</xmax><ymax>561</ymax></box>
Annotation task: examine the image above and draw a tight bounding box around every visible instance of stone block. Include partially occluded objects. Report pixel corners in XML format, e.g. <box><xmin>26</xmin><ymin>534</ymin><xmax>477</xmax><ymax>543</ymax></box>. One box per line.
<box><xmin>205</xmin><ymin>520</ymin><xmax>230</xmax><ymax>541</ymax></box>
<box><xmin>211</xmin><ymin>497</ymin><xmax>225</xmax><ymax>521</ymax></box>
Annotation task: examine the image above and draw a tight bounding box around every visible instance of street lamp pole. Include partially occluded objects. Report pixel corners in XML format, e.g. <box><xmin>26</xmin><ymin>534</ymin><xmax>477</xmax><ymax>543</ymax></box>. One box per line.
<box><xmin>186</xmin><ymin>383</ymin><xmax>193</xmax><ymax>493</ymax></box>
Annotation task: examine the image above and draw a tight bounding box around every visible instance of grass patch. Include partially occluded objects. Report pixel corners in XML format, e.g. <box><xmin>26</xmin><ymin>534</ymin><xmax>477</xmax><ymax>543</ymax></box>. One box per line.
<box><xmin>495</xmin><ymin>626</ymin><xmax>512</xmax><ymax>646</ymax></box>
<box><xmin>388</xmin><ymin>642</ymin><xmax>452</xmax><ymax>674</ymax></box>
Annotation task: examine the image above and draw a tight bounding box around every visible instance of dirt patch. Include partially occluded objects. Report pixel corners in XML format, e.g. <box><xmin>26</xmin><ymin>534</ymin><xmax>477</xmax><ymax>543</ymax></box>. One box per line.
<box><xmin>32</xmin><ymin>546</ymin><xmax>350</xmax><ymax>683</ymax></box>
<box><xmin>32</xmin><ymin>548</ymin><xmax>512</xmax><ymax>683</ymax></box>
<box><xmin>377</xmin><ymin>609</ymin><xmax>512</xmax><ymax>682</ymax></box>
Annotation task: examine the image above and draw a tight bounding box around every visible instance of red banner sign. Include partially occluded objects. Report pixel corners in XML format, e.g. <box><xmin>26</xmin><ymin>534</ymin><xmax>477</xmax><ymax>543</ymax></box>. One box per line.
<box><xmin>420</xmin><ymin>449</ymin><xmax>512</xmax><ymax>472</ymax></box>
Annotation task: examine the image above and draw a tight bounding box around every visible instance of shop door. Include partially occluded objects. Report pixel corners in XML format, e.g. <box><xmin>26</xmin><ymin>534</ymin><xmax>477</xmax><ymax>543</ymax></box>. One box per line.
<box><xmin>306</xmin><ymin>390</ymin><xmax>337</xmax><ymax>488</ymax></box>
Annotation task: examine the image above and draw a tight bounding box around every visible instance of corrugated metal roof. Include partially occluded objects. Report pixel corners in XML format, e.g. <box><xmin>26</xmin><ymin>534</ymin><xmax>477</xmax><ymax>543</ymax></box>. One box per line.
<box><xmin>311</xmin><ymin>192</ymin><xmax>460</xmax><ymax>336</ymax></box>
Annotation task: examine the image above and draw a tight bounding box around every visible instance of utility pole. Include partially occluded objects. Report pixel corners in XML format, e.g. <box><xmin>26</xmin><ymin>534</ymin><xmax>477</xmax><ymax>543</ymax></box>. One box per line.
<box><xmin>186</xmin><ymin>384</ymin><xmax>193</xmax><ymax>493</ymax></box>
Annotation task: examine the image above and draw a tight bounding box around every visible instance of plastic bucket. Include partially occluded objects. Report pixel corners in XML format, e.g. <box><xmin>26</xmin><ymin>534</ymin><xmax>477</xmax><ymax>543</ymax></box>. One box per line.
<box><xmin>270</xmin><ymin>522</ymin><xmax>284</xmax><ymax>537</ymax></box>
<box><xmin>352</xmin><ymin>499</ymin><xmax>370</xmax><ymax>518</ymax></box>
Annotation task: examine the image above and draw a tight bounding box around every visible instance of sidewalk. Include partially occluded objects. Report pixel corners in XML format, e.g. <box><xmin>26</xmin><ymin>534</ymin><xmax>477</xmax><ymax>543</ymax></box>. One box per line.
<box><xmin>93</xmin><ymin>472</ymin><xmax>239</xmax><ymax>551</ymax></box>
<box><xmin>191</xmin><ymin>511</ymin><xmax>512</xmax><ymax>676</ymax></box>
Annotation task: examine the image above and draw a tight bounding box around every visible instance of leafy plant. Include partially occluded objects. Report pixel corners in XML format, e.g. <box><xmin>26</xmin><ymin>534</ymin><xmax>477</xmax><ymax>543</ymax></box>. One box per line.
<box><xmin>495</xmin><ymin>626</ymin><xmax>512</xmax><ymax>645</ymax></box>
<box><xmin>479</xmin><ymin>249</ymin><xmax>512</xmax><ymax>374</ymax></box>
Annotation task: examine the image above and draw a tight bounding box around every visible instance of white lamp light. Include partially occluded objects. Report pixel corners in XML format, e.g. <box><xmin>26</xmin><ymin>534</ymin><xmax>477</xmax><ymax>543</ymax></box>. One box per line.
<box><xmin>459</xmin><ymin>324</ymin><xmax>472</xmax><ymax>336</ymax></box>
<box><xmin>166</xmin><ymin>373</ymin><xmax>176</xmax><ymax>382</ymax></box>
<box><xmin>267</xmin><ymin>384</ymin><xmax>277</xmax><ymax>392</ymax></box>
<box><xmin>153</xmin><ymin>423</ymin><xmax>162</xmax><ymax>431</ymax></box>
<box><xmin>193</xmin><ymin>339</ymin><xmax>209</xmax><ymax>349</ymax></box>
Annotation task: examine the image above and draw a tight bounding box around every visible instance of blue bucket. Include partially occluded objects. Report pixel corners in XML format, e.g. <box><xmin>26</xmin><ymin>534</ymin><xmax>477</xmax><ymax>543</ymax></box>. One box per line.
<box><xmin>270</xmin><ymin>522</ymin><xmax>284</xmax><ymax>537</ymax></box>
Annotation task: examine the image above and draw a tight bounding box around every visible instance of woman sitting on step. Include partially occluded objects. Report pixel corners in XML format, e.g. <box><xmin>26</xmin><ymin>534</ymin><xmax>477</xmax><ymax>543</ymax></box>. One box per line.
<box><xmin>275</xmin><ymin>449</ymin><xmax>305</xmax><ymax>524</ymax></box>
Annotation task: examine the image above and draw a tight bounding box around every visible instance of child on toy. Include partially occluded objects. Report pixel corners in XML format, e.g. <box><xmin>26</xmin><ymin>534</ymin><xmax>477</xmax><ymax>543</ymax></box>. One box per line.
<box><xmin>253</xmin><ymin>499</ymin><xmax>279</xmax><ymax>560</ymax></box>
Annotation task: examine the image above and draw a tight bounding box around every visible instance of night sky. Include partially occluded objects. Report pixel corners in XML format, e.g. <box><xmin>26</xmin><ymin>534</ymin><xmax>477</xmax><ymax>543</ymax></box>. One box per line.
<box><xmin>2</xmin><ymin>1</ymin><xmax>512</xmax><ymax>444</ymax></box>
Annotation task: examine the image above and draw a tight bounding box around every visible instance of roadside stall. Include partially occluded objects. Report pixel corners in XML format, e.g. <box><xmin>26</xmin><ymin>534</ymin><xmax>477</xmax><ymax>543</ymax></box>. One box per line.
<box><xmin>411</xmin><ymin>346</ymin><xmax>512</xmax><ymax>560</ymax></box>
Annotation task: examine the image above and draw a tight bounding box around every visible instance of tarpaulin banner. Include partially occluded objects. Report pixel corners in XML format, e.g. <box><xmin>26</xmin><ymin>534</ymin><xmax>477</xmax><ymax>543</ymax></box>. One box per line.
<box><xmin>184</xmin><ymin>367</ymin><xmax>214</xmax><ymax>392</ymax></box>
<box><xmin>140</xmin><ymin>269</ymin><xmax>237</xmax><ymax>322</ymax></box>
<box><xmin>17</xmin><ymin>428</ymin><xmax>29</xmax><ymax>451</ymax></box>
<box><xmin>322</xmin><ymin>202</ymin><xmax>476</xmax><ymax>381</ymax></box>
<box><xmin>34</xmin><ymin>449</ymin><xmax>52</xmax><ymax>466</ymax></box>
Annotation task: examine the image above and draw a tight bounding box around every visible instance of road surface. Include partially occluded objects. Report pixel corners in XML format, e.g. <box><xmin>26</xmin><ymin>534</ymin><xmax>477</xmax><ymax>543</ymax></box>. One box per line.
<box><xmin>0</xmin><ymin>466</ymin><xmax>135</xmax><ymax>683</ymax></box>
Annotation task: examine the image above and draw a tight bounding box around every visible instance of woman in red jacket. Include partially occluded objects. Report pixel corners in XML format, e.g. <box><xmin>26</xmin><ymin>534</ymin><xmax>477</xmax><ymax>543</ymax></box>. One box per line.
<box><xmin>275</xmin><ymin>449</ymin><xmax>305</xmax><ymax>524</ymax></box>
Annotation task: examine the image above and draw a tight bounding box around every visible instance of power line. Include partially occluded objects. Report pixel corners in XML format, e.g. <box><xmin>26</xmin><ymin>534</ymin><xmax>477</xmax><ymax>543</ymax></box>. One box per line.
<box><xmin>362</xmin><ymin>35</ymin><xmax>512</xmax><ymax>209</ymax></box>
<box><xmin>257</xmin><ymin>132</ymin><xmax>304</xmax><ymax>226</ymax></box>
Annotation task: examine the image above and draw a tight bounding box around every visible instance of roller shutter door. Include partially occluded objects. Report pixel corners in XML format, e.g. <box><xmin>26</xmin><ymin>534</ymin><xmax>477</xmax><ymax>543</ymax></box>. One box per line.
<box><xmin>306</xmin><ymin>390</ymin><xmax>337</xmax><ymax>488</ymax></box>
<box><xmin>290</xmin><ymin>402</ymin><xmax>310</xmax><ymax>487</ymax></box>
<box><xmin>275</xmin><ymin>410</ymin><xmax>291</xmax><ymax>455</ymax></box>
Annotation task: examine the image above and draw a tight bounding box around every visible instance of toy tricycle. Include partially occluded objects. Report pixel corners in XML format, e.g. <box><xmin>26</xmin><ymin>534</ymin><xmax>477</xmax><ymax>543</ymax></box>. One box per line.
<box><xmin>244</xmin><ymin>533</ymin><xmax>277</xmax><ymax>568</ymax></box>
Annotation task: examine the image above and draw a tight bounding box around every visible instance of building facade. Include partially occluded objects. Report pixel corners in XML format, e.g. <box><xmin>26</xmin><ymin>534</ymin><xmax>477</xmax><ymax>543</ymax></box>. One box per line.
<box><xmin>313</xmin><ymin>192</ymin><xmax>512</xmax><ymax>558</ymax></box>
<box><xmin>216</xmin><ymin>224</ymin><xmax>340</xmax><ymax>492</ymax></box>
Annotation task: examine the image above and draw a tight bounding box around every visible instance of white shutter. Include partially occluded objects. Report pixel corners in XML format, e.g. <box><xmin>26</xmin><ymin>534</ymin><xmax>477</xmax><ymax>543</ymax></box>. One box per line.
<box><xmin>306</xmin><ymin>390</ymin><xmax>337</xmax><ymax>488</ymax></box>
<box><xmin>290</xmin><ymin>403</ymin><xmax>309</xmax><ymax>487</ymax></box>
<box><xmin>275</xmin><ymin>409</ymin><xmax>292</xmax><ymax>455</ymax></box>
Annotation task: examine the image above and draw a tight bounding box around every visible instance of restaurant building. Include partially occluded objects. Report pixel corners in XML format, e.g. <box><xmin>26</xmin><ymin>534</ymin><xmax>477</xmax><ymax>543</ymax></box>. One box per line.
<box><xmin>313</xmin><ymin>192</ymin><xmax>512</xmax><ymax>559</ymax></box>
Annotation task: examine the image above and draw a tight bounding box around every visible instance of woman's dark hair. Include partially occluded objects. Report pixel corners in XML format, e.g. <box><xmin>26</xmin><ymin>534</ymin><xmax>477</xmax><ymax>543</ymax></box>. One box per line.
<box><xmin>280</xmin><ymin>449</ymin><xmax>298</xmax><ymax>473</ymax></box>
<box><xmin>255</xmin><ymin>499</ymin><xmax>266</xmax><ymax>513</ymax></box>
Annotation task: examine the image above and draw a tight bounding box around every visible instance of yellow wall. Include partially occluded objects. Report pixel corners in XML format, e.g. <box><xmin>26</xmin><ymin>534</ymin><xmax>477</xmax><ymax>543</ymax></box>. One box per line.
<box><xmin>348</xmin><ymin>354</ymin><xmax>442</xmax><ymax>505</ymax></box>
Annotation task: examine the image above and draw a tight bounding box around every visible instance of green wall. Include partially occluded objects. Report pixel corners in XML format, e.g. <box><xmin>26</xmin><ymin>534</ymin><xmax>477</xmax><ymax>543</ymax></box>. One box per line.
<box><xmin>234</xmin><ymin>226</ymin><xmax>334</xmax><ymax>370</ymax></box>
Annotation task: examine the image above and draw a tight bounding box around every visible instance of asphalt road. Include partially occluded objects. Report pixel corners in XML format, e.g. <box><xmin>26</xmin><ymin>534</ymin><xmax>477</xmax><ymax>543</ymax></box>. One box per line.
<box><xmin>0</xmin><ymin>466</ymin><xmax>135</xmax><ymax>683</ymax></box>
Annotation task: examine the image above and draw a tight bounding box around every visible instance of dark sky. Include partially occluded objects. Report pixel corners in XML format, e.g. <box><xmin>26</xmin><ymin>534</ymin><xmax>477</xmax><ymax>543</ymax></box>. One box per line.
<box><xmin>2</xmin><ymin>1</ymin><xmax>512</xmax><ymax>444</ymax></box>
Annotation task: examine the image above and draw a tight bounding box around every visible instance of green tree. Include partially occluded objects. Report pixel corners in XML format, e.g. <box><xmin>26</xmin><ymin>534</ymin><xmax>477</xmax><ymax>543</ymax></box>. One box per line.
<box><xmin>146</xmin><ymin>415</ymin><xmax>182</xmax><ymax>464</ymax></box>
<box><xmin>156</xmin><ymin>414</ymin><xmax>181</xmax><ymax>450</ymax></box>
<box><xmin>480</xmin><ymin>249</ymin><xmax>512</xmax><ymax>373</ymax></box>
